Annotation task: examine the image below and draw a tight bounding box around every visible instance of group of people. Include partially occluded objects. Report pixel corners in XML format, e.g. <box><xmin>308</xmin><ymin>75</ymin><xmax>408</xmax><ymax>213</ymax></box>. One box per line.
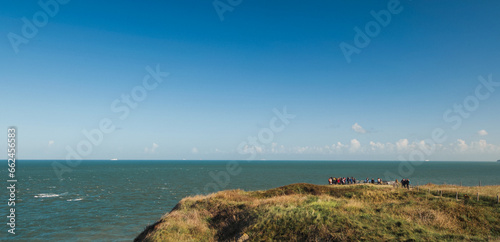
<box><xmin>364</xmin><ymin>178</ymin><xmax>384</xmax><ymax>184</ymax></box>
<box><xmin>328</xmin><ymin>177</ymin><xmax>387</xmax><ymax>185</ymax></box>
<box><xmin>328</xmin><ymin>177</ymin><xmax>356</xmax><ymax>185</ymax></box>
<box><xmin>327</xmin><ymin>176</ymin><xmax>412</xmax><ymax>189</ymax></box>
<box><xmin>397</xmin><ymin>178</ymin><xmax>411</xmax><ymax>189</ymax></box>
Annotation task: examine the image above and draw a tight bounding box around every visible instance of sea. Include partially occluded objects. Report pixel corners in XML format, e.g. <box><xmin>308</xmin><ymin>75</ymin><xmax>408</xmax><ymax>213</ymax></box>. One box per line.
<box><xmin>1</xmin><ymin>160</ymin><xmax>499</xmax><ymax>241</ymax></box>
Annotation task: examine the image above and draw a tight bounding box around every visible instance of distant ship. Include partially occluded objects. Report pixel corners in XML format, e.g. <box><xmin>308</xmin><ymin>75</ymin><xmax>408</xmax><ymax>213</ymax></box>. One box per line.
<box><xmin>110</xmin><ymin>158</ymin><xmax>118</xmax><ymax>161</ymax></box>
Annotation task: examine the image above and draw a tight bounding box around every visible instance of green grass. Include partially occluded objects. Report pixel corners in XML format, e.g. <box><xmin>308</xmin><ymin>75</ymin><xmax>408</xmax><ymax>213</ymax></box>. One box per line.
<box><xmin>135</xmin><ymin>183</ymin><xmax>500</xmax><ymax>241</ymax></box>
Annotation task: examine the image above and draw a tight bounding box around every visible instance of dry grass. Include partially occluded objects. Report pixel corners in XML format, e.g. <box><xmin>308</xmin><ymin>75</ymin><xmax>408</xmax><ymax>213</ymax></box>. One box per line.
<box><xmin>140</xmin><ymin>209</ymin><xmax>214</xmax><ymax>242</ymax></box>
<box><xmin>136</xmin><ymin>183</ymin><xmax>500</xmax><ymax>241</ymax></box>
<box><xmin>419</xmin><ymin>183</ymin><xmax>500</xmax><ymax>197</ymax></box>
<box><xmin>398</xmin><ymin>206</ymin><xmax>461</xmax><ymax>232</ymax></box>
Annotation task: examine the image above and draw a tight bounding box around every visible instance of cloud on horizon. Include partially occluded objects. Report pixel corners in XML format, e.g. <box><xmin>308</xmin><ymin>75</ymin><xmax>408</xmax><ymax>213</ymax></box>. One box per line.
<box><xmin>240</xmin><ymin>138</ymin><xmax>500</xmax><ymax>159</ymax></box>
<box><xmin>349</xmin><ymin>139</ymin><xmax>361</xmax><ymax>153</ymax></box>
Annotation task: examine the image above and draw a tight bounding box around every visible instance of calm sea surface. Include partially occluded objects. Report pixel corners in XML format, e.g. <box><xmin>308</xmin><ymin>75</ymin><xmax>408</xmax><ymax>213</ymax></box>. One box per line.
<box><xmin>1</xmin><ymin>160</ymin><xmax>499</xmax><ymax>241</ymax></box>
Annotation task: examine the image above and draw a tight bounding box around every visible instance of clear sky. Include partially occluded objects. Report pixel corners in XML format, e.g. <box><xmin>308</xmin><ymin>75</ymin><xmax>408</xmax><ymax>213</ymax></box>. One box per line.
<box><xmin>1</xmin><ymin>0</ymin><xmax>499</xmax><ymax>161</ymax></box>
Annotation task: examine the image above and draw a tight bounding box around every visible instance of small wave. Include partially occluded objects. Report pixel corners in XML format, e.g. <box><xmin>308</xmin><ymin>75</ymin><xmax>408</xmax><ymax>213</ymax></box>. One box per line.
<box><xmin>34</xmin><ymin>193</ymin><xmax>59</xmax><ymax>198</ymax></box>
<box><xmin>67</xmin><ymin>198</ymin><xmax>83</xmax><ymax>202</ymax></box>
<box><xmin>34</xmin><ymin>192</ymin><xmax>68</xmax><ymax>198</ymax></box>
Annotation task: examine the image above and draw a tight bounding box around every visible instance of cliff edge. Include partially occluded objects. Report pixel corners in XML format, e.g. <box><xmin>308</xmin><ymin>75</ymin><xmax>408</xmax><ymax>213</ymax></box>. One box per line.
<box><xmin>135</xmin><ymin>183</ymin><xmax>500</xmax><ymax>241</ymax></box>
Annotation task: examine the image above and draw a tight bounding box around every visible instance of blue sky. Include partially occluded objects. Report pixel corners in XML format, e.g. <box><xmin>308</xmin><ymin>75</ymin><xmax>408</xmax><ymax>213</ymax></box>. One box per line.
<box><xmin>1</xmin><ymin>0</ymin><xmax>499</xmax><ymax>161</ymax></box>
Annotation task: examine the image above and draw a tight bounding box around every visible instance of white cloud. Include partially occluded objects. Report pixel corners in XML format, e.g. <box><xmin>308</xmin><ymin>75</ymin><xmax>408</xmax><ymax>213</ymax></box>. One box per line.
<box><xmin>191</xmin><ymin>147</ymin><xmax>199</xmax><ymax>154</ymax></box>
<box><xmin>239</xmin><ymin>144</ymin><xmax>253</xmax><ymax>154</ymax></box>
<box><xmin>478</xmin><ymin>129</ymin><xmax>488</xmax><ymax>136</ymax></box>
<box><xmin>471</xmin><ymin>139</ymin><xmax>496</xmax><ymax>152</ymax></box>
<box><xmin>449</xmin><ymin>139</ymin><xmax>500</xmax><ymax>154</ymax></box>
<box><xmin>415</xmin><ymin>140</ymin><xmax>435</xmax><ymax>154</ymax></box>
<box><xmin>145</xmin><ymin>143</ymin><xmax>159</xmax><ymax>153</ymax></box>
<box><xmin>229</xmin><ymin>138</ymin><xmax>499</xmax><ymax>159</ymax></box>
<box><xmin>396</xmin><ymin>139</ymin><xmax>409</xmax><ymax>151</ymax></box>
<box><xmin>349</xmin><ymin>139</ymin><xmax>361</xmax><ymax>153</ymax></box>
<box><xmin>369</xmin><ymin>141</ymin><xmax>385</xmax><ymax>151</ymax></box>
<box><xmin>352</xmin><ymin>123</ymin><xmax>367</xmax><ymax>134</ymax></box>
<box><xmin>330</xmin><ymin>142</ymin><xmax>346</xmax><ymax>153</ymax></box>
<box><xmin>48</xmin><ymin>140</ymin><xmax>54</xmax><ymax>147</ymax></box>
<box><xmin>456</xmin><ymin>139</ymin><xmax>468</xmax><ymax>152</ymax></box>
<box><xmin>295</xmin><ymin>146</ymin><xmax>308</xmax><ymax>154</ymax></box>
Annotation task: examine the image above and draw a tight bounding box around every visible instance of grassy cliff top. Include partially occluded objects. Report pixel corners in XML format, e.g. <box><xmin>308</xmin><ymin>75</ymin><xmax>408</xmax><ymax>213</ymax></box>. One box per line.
<box><xmin>135</xmin><ymin>183</ymin><xmax>500</xmax><ymax>241</ymax></box>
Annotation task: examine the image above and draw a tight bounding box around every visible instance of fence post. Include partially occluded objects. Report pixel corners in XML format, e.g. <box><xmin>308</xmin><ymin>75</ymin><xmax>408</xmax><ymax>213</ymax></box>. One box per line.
<box><xmin>477</xmin><ymin>192</ymin><xmax>479</xmax><ymax>201</ymax></box>
<box><xmin>440</xmin><ymin>190</ymin><xmax>442</xmax><ymax>197</ymax></box>
<box><xmin>456</xmin><ymin>191</ymin><xmax>458</xmax><ymax>200</ymax></box>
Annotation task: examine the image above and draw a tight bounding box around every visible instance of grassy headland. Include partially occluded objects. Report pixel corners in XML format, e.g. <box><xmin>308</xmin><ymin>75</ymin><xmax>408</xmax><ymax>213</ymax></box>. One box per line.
<box><xmin>135</xmin><ymin>183</ymin><xmax>500</xmax><ymax>241</ymax></box>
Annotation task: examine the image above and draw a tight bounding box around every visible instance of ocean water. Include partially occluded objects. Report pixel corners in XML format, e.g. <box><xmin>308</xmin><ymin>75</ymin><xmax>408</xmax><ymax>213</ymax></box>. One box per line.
<box><xmin>1</xmin><ymin>160</ymin><xmax>500</xmax><ymax>241</ymax></box>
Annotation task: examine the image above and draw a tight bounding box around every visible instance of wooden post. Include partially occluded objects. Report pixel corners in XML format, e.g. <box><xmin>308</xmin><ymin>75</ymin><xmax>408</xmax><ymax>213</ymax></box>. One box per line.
<box><xmin>428</xmin><ymin>188</ymin><xmax>430</xmax><ymax>193</ymax></box>
<box><xmin>477</xmin><ymin>192</ymin><xmax>479</xmax><ymax>201</ymax></box>
<box><xmin>456</xmin><ymin>191</ymin><xmax>458</xmax><ymax>200</ymax></box>
<box><xmin>440</xmin><ymin>190</ymin><xmax>442</xmax><ymax>197</ymax></box>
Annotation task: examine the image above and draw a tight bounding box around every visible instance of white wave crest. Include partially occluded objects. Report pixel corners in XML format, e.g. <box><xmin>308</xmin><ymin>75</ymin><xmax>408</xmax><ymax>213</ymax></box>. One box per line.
<box><xmin>34</xmin><ymin>193</ymin><xmax>59</xmax><ymax>198</ymax></box>
<box><xmin>34</xmin><ymin>192</ymin><xmax>68</xmax><ymax>198</ymax></box>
